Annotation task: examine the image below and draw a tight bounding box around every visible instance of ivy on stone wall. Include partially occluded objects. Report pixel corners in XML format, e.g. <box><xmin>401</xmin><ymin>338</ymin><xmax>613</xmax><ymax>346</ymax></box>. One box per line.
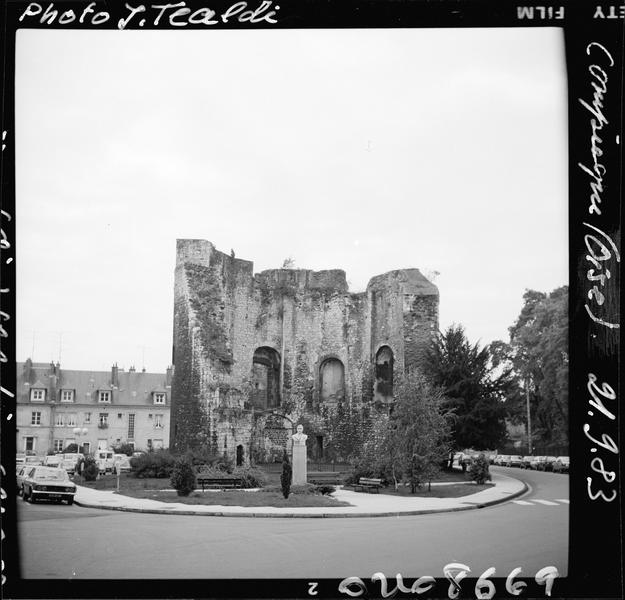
<box><xmin>185</xmin><ymin>263</ymin><xmax>233</xmax><ymax>372</ymax></box>
<box><xmin>171</xmin><ymin>302</ymin><xmax>211</xmax><ymax>453</ymax></box>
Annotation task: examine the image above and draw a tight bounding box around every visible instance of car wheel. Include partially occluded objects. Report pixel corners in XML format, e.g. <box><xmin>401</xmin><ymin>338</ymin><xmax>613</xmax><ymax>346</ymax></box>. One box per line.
<box><xmin>22</xmin><ymin>489</ymin><xmax>28</xmax><ymax>502</ymax></box>
<box><xmin>67</xmin><ymin>498</ymin><xmax>74</xmax><ymax>506</ymax></box>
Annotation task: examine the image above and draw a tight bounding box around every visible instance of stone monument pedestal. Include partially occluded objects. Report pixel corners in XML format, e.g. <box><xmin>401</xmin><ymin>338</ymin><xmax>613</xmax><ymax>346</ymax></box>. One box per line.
<box><xmin>292</xmin><ymin>443</ymin><xmax>307</xmax><ymax>485</ymax></box>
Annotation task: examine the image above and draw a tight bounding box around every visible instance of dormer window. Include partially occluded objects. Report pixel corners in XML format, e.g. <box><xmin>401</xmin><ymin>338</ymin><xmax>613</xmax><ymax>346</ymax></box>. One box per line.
<box><xmin>60</xmin><ymin>390</ymin><xmax>74</xmax><ymax>403</ymax></box>
<box><xmin>98</xmin><ymin>390</ymin><xmax>111</xmax><ymax>403</ymax></box>
<box><xmin>153</xmin><ymin>392</ymin><xmax>166</xmax><ymax>405</ymax></box>
<box><xmin>30</xmin><ymin>389</ymin><xmax>45</xmax><ymax>402</ymax></box>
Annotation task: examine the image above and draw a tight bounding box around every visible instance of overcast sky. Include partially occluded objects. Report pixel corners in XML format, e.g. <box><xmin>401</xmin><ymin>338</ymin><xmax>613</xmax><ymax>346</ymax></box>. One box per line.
<box><xmin>15</xmin><ymin>28</ymin><xmax>568</xmax><ymax>372</ymax></box>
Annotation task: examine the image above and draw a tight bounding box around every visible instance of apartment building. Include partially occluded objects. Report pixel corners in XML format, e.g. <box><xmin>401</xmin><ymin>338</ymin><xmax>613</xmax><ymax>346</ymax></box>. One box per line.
<box><xmin>16</xmin><ymin>360</ymin><xmax>172</xmax><ymax>455</ymax></box>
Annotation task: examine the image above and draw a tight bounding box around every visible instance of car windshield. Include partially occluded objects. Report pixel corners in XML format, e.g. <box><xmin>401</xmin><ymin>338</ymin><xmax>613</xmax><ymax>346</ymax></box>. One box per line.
<box><xmin>34</xmin><ymin>468</ymin><xmax>68</xmax><ymax>481</ymax></box>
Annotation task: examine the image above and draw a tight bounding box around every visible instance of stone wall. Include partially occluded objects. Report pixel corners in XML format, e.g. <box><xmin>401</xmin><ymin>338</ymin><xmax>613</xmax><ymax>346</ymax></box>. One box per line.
<box><xmin>170</xmin><ymin>240</ymin><xmax>439</xmax><ymax>463</ymax></box>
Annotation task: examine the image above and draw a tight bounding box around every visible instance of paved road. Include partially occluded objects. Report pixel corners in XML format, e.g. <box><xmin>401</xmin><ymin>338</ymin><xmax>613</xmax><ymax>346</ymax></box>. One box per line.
<box><xmin>16</xmin><ymin>468</ymin><xmax>568</xmax><ymax>580</ymax></box>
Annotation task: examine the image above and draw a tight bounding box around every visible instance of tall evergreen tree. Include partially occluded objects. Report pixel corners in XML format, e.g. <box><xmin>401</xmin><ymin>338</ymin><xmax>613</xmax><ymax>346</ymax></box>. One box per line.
<box><xmin>424</xmin><ymin>324</ymin><xmax>512</xmax><ymax>450</ymax></box>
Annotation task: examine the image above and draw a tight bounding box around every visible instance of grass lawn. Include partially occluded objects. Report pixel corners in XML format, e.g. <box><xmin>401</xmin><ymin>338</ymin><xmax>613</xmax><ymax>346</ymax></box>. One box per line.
<box><xmin>375</xmin><ymin>482</ymin><xmax>494</xmax><ymax>498</ymax></box>
<box><xmin>115</xmin><ymin>488</ymin><xmax>352</xmax><ymax>507</ymax></box>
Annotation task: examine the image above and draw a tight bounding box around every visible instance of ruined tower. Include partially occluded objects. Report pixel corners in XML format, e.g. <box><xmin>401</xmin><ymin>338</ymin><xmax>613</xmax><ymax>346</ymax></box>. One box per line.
<box><xmin>170</xmin><ymin>239</ymin><xmax>439</xmax><ymax>463</ymax></box>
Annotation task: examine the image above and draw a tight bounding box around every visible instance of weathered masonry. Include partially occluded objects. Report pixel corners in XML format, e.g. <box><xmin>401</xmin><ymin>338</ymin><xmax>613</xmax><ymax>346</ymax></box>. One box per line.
<box><xmin>170</xmin><ymin>239</ymin><xmax>439</xmax><ymax>464</ymax></box>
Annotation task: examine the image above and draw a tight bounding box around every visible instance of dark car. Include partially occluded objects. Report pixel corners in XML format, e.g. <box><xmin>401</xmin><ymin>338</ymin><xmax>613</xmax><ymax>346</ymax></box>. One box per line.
<box><xmin>21</xmin><ymin>466</ymin><xmax>76</xmax><ymax>505</ymax></box>
<box><xmin>536</xmin><ymin>456</ymin><xmax>558</xmax><ymax>471</ymax></box>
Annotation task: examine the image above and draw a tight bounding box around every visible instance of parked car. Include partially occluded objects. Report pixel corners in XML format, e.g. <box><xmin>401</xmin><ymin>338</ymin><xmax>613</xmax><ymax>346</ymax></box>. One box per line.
<box><xmin>113</xmin><ymin>454</ymin><xmax>131</xmax><ymax>473</ymax></box>
<box><xmin>520</xmin><ymin>456</ymin><xmax>533</xmax><ymax>469</ymax></box>
<box><xmin>23</xmin><ymin>456</ymin><xmax>43</xmax><ymax>467</ymax></box>
<box><xmin>552</xmin><ymin>456</ymin><xmax>570</xmax><ymax>473</ymax></box>
<box><xmin>43</xmin><ymin>454</ymin><xmax>63</xmax><ymax>468</ymax></box>
<box><xmin>537</xmin><ymin>456</ymin><xmax>558</xmax><ymax>471</ymax></box>
<box><xmin>528</xmin><ymin>456</ymin><xmax>544</xmax><ymax>470</ymax></box>
<box><xmin>62</xmin><ymin>453</ymin><xmax>82</xmax><ymax>475</ymax></box>
<box><xmin>16</xmin><ymin>466</ymin><xmax>29</xmax><ymax>495</ymax></box>
<box><xmin>16</xmin><ymin>454</ymin><xmax>26</xmax><ymax>466</ymax></box>
<box><xmin>96</xmin><ymin>451</ymin><xmax>115</xmax><ymax>475</ymax></box>
<box><xmin>493</xmin><ymin>455</ymin><xmax>506</xmax><ymax>466</ymax></box>
<box><xmin>21</xmin><ymin>466</ymin><xmax>76</xmax><ymax>505</ymax></box>
<box><xmin>505</xmin><ymin>455</ymin><xmax>524</xmax><ymax>467</ymax></box>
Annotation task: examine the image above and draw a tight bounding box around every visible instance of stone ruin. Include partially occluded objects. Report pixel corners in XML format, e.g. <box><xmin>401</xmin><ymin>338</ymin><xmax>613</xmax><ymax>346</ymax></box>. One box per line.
<box><xmin>170</xmin><ymin>239</ymin><xmax>439</xmax><ymax>464</ymax></box>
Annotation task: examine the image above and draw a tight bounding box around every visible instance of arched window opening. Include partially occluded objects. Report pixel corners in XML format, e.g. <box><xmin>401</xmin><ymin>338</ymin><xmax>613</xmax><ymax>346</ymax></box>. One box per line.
<box><xmin>251</xmin><ymin>347</ymin><xmax>281</xmax><ymax>409</ymax></box>
<box><xmin>375</xmin><ymin>346</ymin><xmax>394</xmax><ymax>401</ymax></box>
<box><xmin>319</xmin><ymin>358</ymin><xmax>345</xmax><ymax>404</ymax></box>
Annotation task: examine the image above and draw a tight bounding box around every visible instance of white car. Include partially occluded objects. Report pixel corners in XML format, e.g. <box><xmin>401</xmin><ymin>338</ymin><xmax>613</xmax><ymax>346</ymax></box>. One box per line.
<box><xmin>113</xmin><ymin>454</ymin><xmax>131</xmax><ymax>473</ymax></box>
<box><xmin>96</xmin><ymin>451</ymin><xmax>115</xmax><ymax>474</ymax></box>
<box><xmin>43</xmin><ymin>454</ymin><xmax>63</xmax><ymax>468</ymax></box>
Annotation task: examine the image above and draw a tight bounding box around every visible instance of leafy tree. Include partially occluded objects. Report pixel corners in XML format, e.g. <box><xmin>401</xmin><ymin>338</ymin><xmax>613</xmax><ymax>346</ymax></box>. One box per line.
<box><xmin>383</xmin><ymin>371</ymin><xmax>452</xmax><ymax>491</ymax></box>
<box><xmin>280</xmin><ymin>450</ymin><xmax>292</xmax><ymax>499</ymax></box>
<box><xmin>425</xmin><ymin>324</ymin><xmax>512</xmax><ymax>450</ymax></box>
<box><xmin>78</xmin><ymin>456</ymin><xmax>98</xmax><ymax>482</ymax></box>
<box><xmin>112</xmin><ymin>443</ymin><xmax>135</xmax><ymax>456</ymax></box>
<box><xmin>507</xmin><ymin>287</ymin><xmax>568</xmax><ymax>445</ymax></box>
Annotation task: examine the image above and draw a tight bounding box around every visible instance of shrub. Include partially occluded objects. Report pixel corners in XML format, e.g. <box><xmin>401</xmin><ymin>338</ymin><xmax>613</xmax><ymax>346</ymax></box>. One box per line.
<box><xmin>112</xmin><ymin>443</ymin><xmax>135</xmax><ymax>457</ymax></box>
<box><xmin>232</xmin><ymin>467</ymin><xmax>266</xmax><ymax>488</ymax></box>
<box><xmin>170</xmin><ymin>457</ymin><xmax>196</xmax><ymax>496</ymax></box>
<box><xmin>130</xmin><ymin>449</ymin><xmax>176</xmax><ymax>478</ymax></box>
<box><xmin>315</xmin><ymin>484</ymin><xmax>336</xmax><ymax>496</ymax></box>
<box><xmin>80</xmin><ymin>456</ymin><xmax>98</xmax><ymax>482</ymax></box>
<box><xmin>468</xmin><ymin>454</ymin><xmax>492</xmax><ymax>485</ymax></box>
<box><xmin>280</xmin><ymin>451</ymin><xmax>292</xmax><ymax>499</ymax></box>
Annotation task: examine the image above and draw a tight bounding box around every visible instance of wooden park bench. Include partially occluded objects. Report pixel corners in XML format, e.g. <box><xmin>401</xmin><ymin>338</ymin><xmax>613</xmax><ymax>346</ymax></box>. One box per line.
<box><xmin>196</xmin><ymin>476</ymin><xmax>244</xmax><ymax>491</ymax></box>
<box><xmin>355</xmin><ymin>477</ymin><xmax>383</xmax><ymax>493</ymax></box>
<box><xmin>308</xmin><ymin>471</ymin><xmax>345</xmax><ymax>485</ymax></box>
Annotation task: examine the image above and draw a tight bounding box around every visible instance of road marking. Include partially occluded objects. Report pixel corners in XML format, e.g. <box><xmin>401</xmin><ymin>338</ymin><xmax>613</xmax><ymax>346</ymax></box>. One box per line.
<box><xmin>512</xmin><ymin>500</ymin><xmax>535</xmax><ymax>505</ymax></box>
<box><xmin>533</xmin><ymin>499</ymin><xmax>560</xmax><ymax>506</ymax></box>
<box><xmin>554</xmin><ymin>498</ymin><xmax>570</xmax><ymax>504</ymax></box>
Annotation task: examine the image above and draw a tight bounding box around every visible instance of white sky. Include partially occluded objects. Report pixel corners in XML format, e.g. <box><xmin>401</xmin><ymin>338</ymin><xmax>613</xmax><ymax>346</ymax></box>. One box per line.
<box><xmin>15</xmin><ymin>28</ymin><xmax>568</xmax><ymax>372</ymax></box>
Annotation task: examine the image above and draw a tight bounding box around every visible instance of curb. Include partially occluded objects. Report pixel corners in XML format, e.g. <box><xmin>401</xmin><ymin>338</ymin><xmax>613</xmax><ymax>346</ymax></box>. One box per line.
<box><xmin>73</xmin><ymin>479</ymin><xmax>529</xmax><ymax>518</ymax></box>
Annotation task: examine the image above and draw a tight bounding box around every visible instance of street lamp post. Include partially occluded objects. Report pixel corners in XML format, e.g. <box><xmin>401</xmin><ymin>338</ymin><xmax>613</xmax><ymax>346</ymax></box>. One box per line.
<box><xmin>525</xmin><ymin>378</ymin><xmax>533</xmax><ymax>455</ymax></box>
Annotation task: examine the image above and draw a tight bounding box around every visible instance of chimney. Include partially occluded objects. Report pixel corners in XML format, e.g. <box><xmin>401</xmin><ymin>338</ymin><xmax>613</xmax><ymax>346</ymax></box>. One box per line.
<box><xmin>165</xmin><ymin>366</ymin><xmax>173</xmax><ymax>387</ymax></box>
<box><xmin>49</xmin><ymin>362</ymin><xmax>58</xmax><ymax>402</ymax></box>
<box><xmin>23</xmin><ymin>359</ymin><xmax>33</xmax><ymax>385</ymax></box>
<box><xmin>129</xmin><ymin>366</ymin><xmax>136</xmax><ymax>373</ymax></box>
<box><xmin>111</xmin><ymin>363</ymin><xmax>119</xmax><ymax>387</ymax></box>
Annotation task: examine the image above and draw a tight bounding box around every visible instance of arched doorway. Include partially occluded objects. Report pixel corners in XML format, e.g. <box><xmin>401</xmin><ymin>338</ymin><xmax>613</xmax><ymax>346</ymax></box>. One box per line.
<box><xmin>375</xmin><ymin>346</ymin><xmax>394</xmax><ymax>401</ymax></box>
<box><xmin>319</xmin><ymin>358</ymin><xmax>345</xmax><ymax>404</ymax></box>
<box><xmin>251</xmin><ymin>347</ymin><xmax>281</xmax><ymax>409</ymax></box>
<box><xmin>236</xmin><ymin>444</ymin><xmax>244</xmax><ymax>466</ymax></box>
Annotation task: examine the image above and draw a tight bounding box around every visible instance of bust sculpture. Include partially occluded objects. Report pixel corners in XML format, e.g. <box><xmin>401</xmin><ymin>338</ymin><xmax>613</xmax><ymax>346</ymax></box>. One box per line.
<box><xmin>292</xmin><ymin>424</ymin><xmax>308</xmax><ymax>444</ymax></box>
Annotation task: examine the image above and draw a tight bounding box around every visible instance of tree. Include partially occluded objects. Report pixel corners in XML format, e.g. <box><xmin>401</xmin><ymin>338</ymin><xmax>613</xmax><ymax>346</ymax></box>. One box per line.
<box><xmin>112</xmin><ymin>443</ymin><xmax>135</xmax><ymax>456</ymax></box>
<box><xmin>383</xmin><ymin>371</ymin><xmax>452</xmax><ymax>491</ymax></box>
<box><xmin>280</xmin><ymin>450</ymin><xmax>292</xmax><ymax>498</ymax></box>
<box><xmin>282</xmin><ymin>257</ymin><xmax>295</xmax><ymax>269</ymax></box>
<box><xmin>508</xmin><ymin>287</ymin><xmax>568</xmax><ymax>446</ymax></box>
<box><xmin>425</xmin><ymin>324</ymin><xmax>512</xmax><ymax>450</ymax></box>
